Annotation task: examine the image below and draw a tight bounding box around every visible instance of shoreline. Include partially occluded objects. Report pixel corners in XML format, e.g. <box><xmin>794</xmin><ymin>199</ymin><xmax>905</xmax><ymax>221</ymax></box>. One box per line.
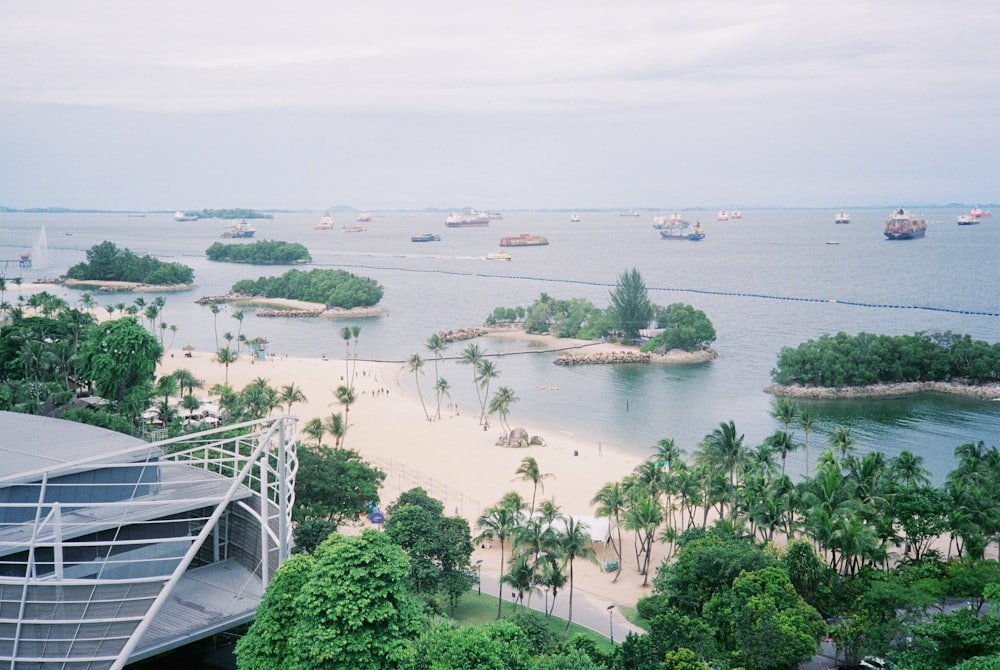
<box><xmin>195</xmin><ymin>294</ymin><xmax>387</xmax><ymax>318</ymax></box>
<box><xmin>60</xmin><ymin>278</ymin><xmax>196</xmax><ymax>293</ymax></box>
<box><xmin>766</xmin><ymin>380</ymin><xmax>1000</xmax><ymax>401</ymax></box>
<box><xmin>480</xmin><ymin>328</ymin><xmax>718</xmax><ymax>365</ymax></box>
<box><xmin>156</xmin><ymin>346</ymin><xmax>651</xmax><ymax>606</ymax></box>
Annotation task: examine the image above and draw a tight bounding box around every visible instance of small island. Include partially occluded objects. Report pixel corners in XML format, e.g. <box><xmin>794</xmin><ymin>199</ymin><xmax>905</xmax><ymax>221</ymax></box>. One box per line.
<box><xmin>194</xmin><ymin>208</ymin><xmax>274</xmax><ymax>220</ymax></box>
<box><xmin>206</xmin><ymin>240</ymin><xmax>311</xmax><ymax>264</ymax></box>
<box><xmin>64</xmin><ymin>241</ymin><xmax>195</xmax><ymax>289</ymax></box>
<box><xmin>482</xmin><ymin>270</ymin><xmax>718</xmax><ymax>365</ymax></box>
<box><xmin>768</xmin><ymin>330</ymin><xmax>1000</xmax><ymax>400</ymax></box>
<box><xmin>198</xmin><ymin>268</ymin><xmax>386</xmax><ymax>318</ymax></box>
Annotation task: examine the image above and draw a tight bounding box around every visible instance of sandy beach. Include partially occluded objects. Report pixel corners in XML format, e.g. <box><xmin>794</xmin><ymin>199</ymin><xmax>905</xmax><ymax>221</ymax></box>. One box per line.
<box><xmin>158</xmin><ymin>343</ymin><xmax>655</xmax><ymax>608</ymax></box>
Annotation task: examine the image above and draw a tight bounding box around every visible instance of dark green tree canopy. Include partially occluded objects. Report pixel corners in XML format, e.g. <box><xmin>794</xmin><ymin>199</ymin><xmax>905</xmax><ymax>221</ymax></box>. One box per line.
<box><xmin>77</xmin><ymin>317</ymin><xmax>163</xmax><ymax>405</ymax></box>
<box><xmin>293</xmin><ymin>445</ymin><xmax>386</xmax><ymax>525</ymax></box>
<box><xmin>66</xmin><ymin>241</ymin><xmax>194</xmax><ymax>285</ymax></box>
<box><xmin>642</xmin><ymin>303</ymin><xmax>717</xmax><ymax>352</ymax></box>
<box><xmin>231</xmin><ymin>268</ymin><xmax>384</xmax><ymax>308</ymax></box>
<box><xmin>608</xmin><ymin>268</ymin><xmax>654</xmax><ymax>342</ymax></box>
<box><xmin>206</xmin><ymin>240</ymin><xmax>311</xmax><ymax>264</ymax></box>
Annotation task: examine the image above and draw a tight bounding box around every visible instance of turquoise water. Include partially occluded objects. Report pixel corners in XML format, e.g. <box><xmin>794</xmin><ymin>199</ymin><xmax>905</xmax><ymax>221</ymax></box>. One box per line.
<box><xmin>2</xmin><ymin>208</ymin><xmax>998</xmax><ymax>483</ymax></box>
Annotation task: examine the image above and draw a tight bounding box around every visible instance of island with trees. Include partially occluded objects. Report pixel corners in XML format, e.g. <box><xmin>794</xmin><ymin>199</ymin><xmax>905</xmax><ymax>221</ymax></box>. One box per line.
<box><xmin>193</xmin><ymin>208</ymin><xmax>274</xmax><ymax>220</ymax></box>
<box><xmin>206</xmin><ymin>240</ymin><xmax>311</xmax><ymax>264</ymax></box>
<box><xmin>485</xmin><ymin>268</ymin><xmax>717</xmax><ymax>365</ymax></box>
<box><xmin>769</xmin><ymin>330</ymin><xmax>1000</xmax><ymax>399</ymax></box>
<box><xmin>228</xmin><ymin>268</ymin><xmax>385</xmax><ymax>311</ymax></box>
<box><xmin>64</xmin><ymin>240</ymin><xmax>195</xmax><ymax>288</ymax></box>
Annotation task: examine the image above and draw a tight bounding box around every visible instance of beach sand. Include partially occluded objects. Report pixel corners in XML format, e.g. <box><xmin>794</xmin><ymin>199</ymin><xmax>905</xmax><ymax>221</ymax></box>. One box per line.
<box><xmin>158</xmin><ymin>344</ymin><xmax>655</xmax><ymax>609</ymax></box>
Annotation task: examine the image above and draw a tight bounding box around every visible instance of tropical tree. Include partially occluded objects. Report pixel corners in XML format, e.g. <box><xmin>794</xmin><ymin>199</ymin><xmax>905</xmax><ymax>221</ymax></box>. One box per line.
<box><xmin>514</xmin><ymin>456</ymin><xmax>554</xmax><ymax>517</ymax></box>
<box><xmin>764</xmin><ymin>429</ymin><xmax>799</xmax><ymax>475</ymax></box>
<box><xmin>433</xmin><ymin>377</ymin><xmax>450</xmax><ymax>420</ymax></box>
<box><xmin>828</xmin><ymin>424</ymin><xmax>857</xmax><ymax>461</ymax></box>
<box><xmin>475</xmin><ymin>358</ymin><xmax>500</xmax><ymax>426</ymax></box>
<box><xmin>475</xmin><ymin>495</ymin><xmax>525</xmax><ymax>618</ymax></box>
<box><xmin>324</xmin><ymin>412</ymin><xmax>346</xmax><ymax>449</ymax></box>
<box><xmin>279</xmin><ymin>383</ymin><xmax>307</xmax><ymax>414</ymax></box>
<box><xmin>302</xmin><ymin>418</ymin><xmax>325</xmax><ymax>446</ymax></box>
<box><xmin>488</xmin><ymin>386</ymin><xmax>518</xmax><ymax>437</ymax></box>
<box><xmin>798</xmin><ymin>406</ymin><xmax>816</xmax><ymax>475</ymax></box>
<box><xmin>701</xmin><ymin>421</ymin><xmax>747</xmax><ymax>519</ymax></box>
<box><xmin>458</xmin><ymin>343</ymin><xmax>485</xmax><ymax>420</ymax></box>
<box><xmin>553</xmin><ymin>515</ymin><xmax>598</xmax><ymax>636</ymax></box>
<box><xmin>77</xmin><ymin>317</ymin><xmax>163</xmax><ymax>408</ymax></box>
<box><xmin>216</xmin><ymin>346</ymin><xmax>238</xmax><ymax>383</ymax></box>
<box><xmin>407</xmin><ymin>353</ymin><xmax>431</xmax><ymax>421</ymax></box>
<box><xmin>426</xmin><ymin>333</ymin><xmax>446</xmax><ymax>419</ymax></box>
<box><xmin>591</xmin><ymin>481</ymin><xmax>627</xmax><ymax>582</ymax></box>
<box><xmin>608</xmin><ymin>268</ymin><xmax>653</xmax><ymax>342</ymax></box>
<box><xmin>209</xmin><ymin>303</ymin><xmax>221</xmax><ymax>350</ymax></box>
<box><xmin>334</xmin><ymin>385</ymin><xmax>355</xmax><ymax>445</ymax></box>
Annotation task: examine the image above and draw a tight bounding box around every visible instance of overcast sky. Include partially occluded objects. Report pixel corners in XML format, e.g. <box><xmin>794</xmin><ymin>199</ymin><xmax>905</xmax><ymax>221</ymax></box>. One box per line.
<box><xmin>2</xmin><ymin>1</ymin><xmax>998</xmax><ymax>211</ymax></box>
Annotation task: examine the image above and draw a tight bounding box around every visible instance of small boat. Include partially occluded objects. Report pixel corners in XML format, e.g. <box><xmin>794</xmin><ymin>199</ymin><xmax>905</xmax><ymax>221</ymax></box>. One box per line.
<box><xmin>411</xmin><ymin>233</ymin><xmax>441</xmax><ymax>242</ymax></box>
<box><xmin>731</xmin><ymin>211</ymin><xmax>743</xmax><ymax>219</ymax></box>
<box><xmin>342</xmin><ymin>225</ymin><xmax>367</xmax><ymax>233</ymax></box>
<box><xmin>957</xmin><ymin>214</ymin><xmax>979</xmax><ymax>226</ymax></box>
<box><xmin>356</xmin><ymin>212</ymin><xmax>373</xmax><ymax>222</ymax></box>
<box><xmin>314</xmin><ymin>214</ymin><xmax>335</xmax><ymax>230</ymax></box>
<box><xmin>825</xmin><ymin>240</ymin><xmax>840</xmax><ymax>245</ymax></box>
<box><xmin>570</xmin><ymin>213</ymin><xmax>581</xmax><ymax>223</ymax></box>
<box><xmin>486</xmin><ymin>252</ymin><xmax>512</xmax><ymax>261</ymax></box>
<box><xmin>619</xmin><ymin>210</ymin><xmax>640</xmax><ymax>217</ymax></box>
<box><xmin>883</xmin><ymin>208</ymin><xmax>927</xmax><ymax>240</ymax></box>
<box><xmin>717</xmin><ymin>210</ymin><xmax>729</xmax><ymax>221</ymax></box>
<box><xmin>174</xmin><ymin>211</ymin><xmax>198</xmax><ymax>222</ymax></box>
<box><xmin>485</xmin><ymin>211</ymin><xmax>504</xmax><ymax>220</ymax></box>
<box><xmin>660</xmin><ymin>222</ymin><xmax>705</xmax><ymax>241</ymax></box>
<box><xmin>835</xmin><ymin>211</ymin><xmax>851</xmax><ymax>224</ymax></box>
<box><xmin>221</xmin><ymin>220</ymin><xmax>255</xmax><ymax>238</ymax></box>
<box><xmin>445</xmin><ymin>210</ymin><xmax>491</xmax><ymax>227</ymax></box>
<box><xmin>500</xmin><ymin>234</ymin><xmax>549</xmax><ymax>247</ymax></box>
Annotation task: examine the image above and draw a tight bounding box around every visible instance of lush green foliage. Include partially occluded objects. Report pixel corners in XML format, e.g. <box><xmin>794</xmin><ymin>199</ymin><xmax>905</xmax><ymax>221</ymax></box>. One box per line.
<box><xmin>205</xmin><ymin>240</ymin><xmax>311</xmax><ymax>264</ymax></box>
<box><xmin>231</xmin><ymin>268</ymin><xmax>384</xmax><ymax>308</ymax></box>
<box><xmin>402</xmin><ymin>619</ymin><xmax>532</xmax><ymax>670</ymax></box>
<box><xmin>772</xmin><ymin>330</ymin><xmax>1000</xmax><ymax>386</ymax></box>
<box><xmin>608</xmin><ymin>268</ymin><xmax>654</xmax><ymax>341</ymax></box>
<box><xmin>292</xmin><ymin>445</ymin><xmax>386</xmax><ymax>525</ymax></box>
<box><xmin>195</xmin><ymin>208</ymin><xmax>273</xmax><ymax>219</ymax></box>
<box><xmin>66</xmin><ymin>241</ymin><xmax>194</xmax><ymax>284</ymax></box>
<box><xmin>641</xmin><ymin>303</ymin><xmax>716</xmax><ymax>352</ymax></box>
<box><xmin>78</xmin><ymin>317</ymin><xmax>163</xmax><ymax>406</ymax></box>
<box><xmin>236</xmin><ymin>530</ymin><xmax>425</xmax><ymax>670</ymax></box>
<box><xmin>384</xmin><ymin>488</ymin><xmax>476</xmax><ymax>611</ymax></box>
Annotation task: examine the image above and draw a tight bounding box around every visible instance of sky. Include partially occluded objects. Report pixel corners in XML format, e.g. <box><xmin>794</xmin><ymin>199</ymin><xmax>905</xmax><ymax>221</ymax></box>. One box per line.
<box><xmin>1</xmin><ymin>1</ymin><xmax>998</xmax><ymax>211</ymax></box>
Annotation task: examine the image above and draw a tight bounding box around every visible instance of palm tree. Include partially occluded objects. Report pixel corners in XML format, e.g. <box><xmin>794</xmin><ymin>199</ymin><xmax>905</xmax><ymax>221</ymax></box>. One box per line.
<box><xmin>554</xmin><ymin>515</ymin><xmax>598</xmax><ymax>636</ymax></box>
<box><xmin>890</xmin><ymin>450</ymin><xmax>931</xmax><ymax>488</ymax></box>
<box><xmin>324</xmin><ymin>412</ymin><xmax>346</xmax><ymax>448</ymax></box>
<box><xmin>702</xmin><ymin>421</ymin><xmax>746</xmax><ymax>519</ymax></box>
<box><xmin>209</xmin><ymin>304</ymin><xmax>221</xmax><ymax>350</ymax></box>
<box><xmin>180</xmin><ymin>393</ymin><xmax>201</xmax><ymax>419</ymax></box>
<box><xmin>771</xmin><ymin>397</ymin><xmax>799</xmax><ymax>434</ymax></box>
<box><xmin>591</xmin><ymin>481</ymin><xmax>627</xmax><ymax>582</ymax></box>
<box><xmin>171</xmin><ymin>368</ymin><xmax>201</xmax><ymax>398</ymax></box>
<box><xmin>340</xmin><ymin>326</ymin><xmax>353</xmax><ymax>386</ymax></box>
<box><xmin>488</xmin><ymin>386</ymin><xmax>518</xmax><ymax>437</ymax></box>
<box><xmin>425</xmin><ymin>333</ymin><xmax>446</xmax><ymax>418</ymax></box>
<box><xmin>502</xmin><ymin>552</ymin><xmax>536</xmax><ymax>608</ymax></box>
<box><xmin>334</xmin><ymin>385</ymin><xmax>355</xmax><ymax>445</ymax></box>
<box><xmin>624</xmin><ymin>493</ymin><xmax>663</xmax><ymax>585</ymax></box>
<box><xmin>407</xmin><ymin>353</ymin><xmax>431</xmax><ymax>421</ymax></box>
<box><xmin>475</xmin><ymin>498</ymin><xmax>524</xmax><ymax>618</ymax></box>
<box><xmin>279</xmin><ymin>383</ymin><xmax>307</xmax><ymax>414</ymax></box>
<box><xmin>475</xmin><ymin>359</ymin><xmax>500</xmax><ymax>426</ymax></box>
<box><xmin>433</xmin><ymin>377</ymin><xmax>450</xmax><ymax>420</ymax></box>
<box><xmin>459</xmin><ymin>343</ymin><xmax>485</xmax><ymax>419</ymax></box>
<box><xmin>513</xmin><ymin>456</ymin><xmax>554</xmax><ymax>516</ymax></box>
<box><xmin>216</xmin><ymin>346</ymin><xmax>238</xmax><ymax>383</ymax></box>
<box><xmin>827</xmin><ymin>424</ymin><xmax>856</xmax><ymax>461</ymax></box>
<box><xmin>302</xmin><ymin>418</ymin><xmax>325</xmax><ymax>446</ymax></box>
<box><xmin>798</xmin><ymin>406</ymin><xmax>816</xmax><ymax>475</ymax></box>
<box><xmin>764</xmin><ymin>429</ymin><xmax>799</xmax><ymax>475</ymax></box>
<box><xmin>232</xmin><ymin>310</ymin><xmax>245</xmax><ymax>354</ymax></box>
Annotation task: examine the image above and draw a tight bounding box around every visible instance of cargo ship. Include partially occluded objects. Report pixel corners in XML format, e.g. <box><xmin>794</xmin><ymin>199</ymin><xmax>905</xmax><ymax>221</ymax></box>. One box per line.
<box><xmin>445</xmin><ymin>210</ymin><xmax>490</xmax><ymax>227</ymax></box>
<box><xmin>221</xmin><ymin>220</ymin><xmax>255</xmax><ymax>238</ymax></box>
<box><xmin>652</xmin><ymin>212</ymin><xmax>686</xmax><ymax>229</ymax></box>
<box><xmin>411</xmin><ymin>233</ymin><xmax>441</xmax><ymax>242</ymax></box>
<box><xmin>500</xmin><ymin>233</ymin><xmax>549</xmax><ymax>247</ymax></box>
<box><xmin>883</xmin><ymin>208</ymin><xmax>926</xmax><ymax>240</ymax></box>
<box><xmin>835</xmin><ymin>211</ymin><xmax>851</xmax><ymax>224</ymax></box>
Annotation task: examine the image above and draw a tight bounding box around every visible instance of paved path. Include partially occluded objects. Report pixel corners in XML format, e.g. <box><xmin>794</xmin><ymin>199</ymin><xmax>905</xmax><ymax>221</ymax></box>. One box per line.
<box><xmin>476</xmin><ymin>572</ymin><xmax>644</xmax><ymax>643</ymax></box>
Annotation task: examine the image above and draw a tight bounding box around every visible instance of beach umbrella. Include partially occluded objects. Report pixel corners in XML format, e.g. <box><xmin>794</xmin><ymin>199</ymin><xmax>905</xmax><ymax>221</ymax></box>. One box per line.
<box><xmin>182</xmin><ymin>344</ymin><xmax>195</xmax><ymax>351</ymax></box>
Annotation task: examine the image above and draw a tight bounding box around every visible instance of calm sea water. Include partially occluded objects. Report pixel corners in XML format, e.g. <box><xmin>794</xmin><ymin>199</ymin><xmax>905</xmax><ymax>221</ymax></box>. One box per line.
<box><xmin>2</xmin><ymin>208</ymin><xmax>998</xmax><ymax>483</ymax></box>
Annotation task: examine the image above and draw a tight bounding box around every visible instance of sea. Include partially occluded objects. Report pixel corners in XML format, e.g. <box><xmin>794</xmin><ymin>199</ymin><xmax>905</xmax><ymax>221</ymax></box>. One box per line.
<box><xmin>2</xmin><ymin>207</ymin><xmax>998</xmax><ymax>485</ymax></box>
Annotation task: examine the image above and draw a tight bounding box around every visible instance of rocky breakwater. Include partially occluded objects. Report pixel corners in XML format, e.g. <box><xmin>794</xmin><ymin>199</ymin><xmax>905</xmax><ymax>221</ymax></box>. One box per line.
<box><xmin>257</xmin><ymin>308</ymin><xmax>323</xmax><ymax>318</ymax></box>
<box><xmin>766</xmin><ymin>380</ymin><xmax>1000</xmax><ymax>400</ymax></box>
<box><xmin>439</xmin><ymin>327</ymin><xmax>489</xmax><ymax>343</ymax></box>
<box><xmin>554</xmin><ymin>350</ymin><xmax>652</xmax><ymax>365</ymax></box>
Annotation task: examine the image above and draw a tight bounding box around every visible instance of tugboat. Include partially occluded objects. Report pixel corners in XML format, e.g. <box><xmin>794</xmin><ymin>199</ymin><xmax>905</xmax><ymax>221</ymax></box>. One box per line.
<box><xmin>957</xmin><ymin>214</ymin><xmax>979</xmax><ymax>226</ymax></box>
<box><xmin>221</xmin><ymin>220</ymin><xmax>256</xmax><ymax>238</ymax></box>
<box><xmin>883</xmin><ymin>208</ymin><xmax>926</xmax><ymax>240</ymax></box>
<box><xmin>660</xmin><ymin>222</ymin><xmax>705</xmax><ymax>241</ymax></box>
<box><xmin>717</xmin><ymin>210</ymin><xmax>729</xmax><ymax>221</ymax></box>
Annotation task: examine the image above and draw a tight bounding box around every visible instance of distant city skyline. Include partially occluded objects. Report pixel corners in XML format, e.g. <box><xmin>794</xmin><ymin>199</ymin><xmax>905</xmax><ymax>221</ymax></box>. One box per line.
<box><xmin>2</xmin><ymin>1</ymin><xmax>998</xmax><ymax>211</ymax></box>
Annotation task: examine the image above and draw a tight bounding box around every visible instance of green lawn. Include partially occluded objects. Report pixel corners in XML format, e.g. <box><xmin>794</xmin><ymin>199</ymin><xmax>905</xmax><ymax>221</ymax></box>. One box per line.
<box><xmin>449</xmin><ymin>590</ymin><xmax>616</xmax><ymax>654</ymax></box>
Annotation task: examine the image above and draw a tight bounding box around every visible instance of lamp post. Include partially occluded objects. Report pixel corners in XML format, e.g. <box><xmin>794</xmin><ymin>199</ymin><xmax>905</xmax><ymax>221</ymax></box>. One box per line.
<box><xmin>607</xmin><ymin>604</ymin><xmax>615</xmax><ymax>644</ymax></box>
<box><xmin>543</xmin><ymin>585</ymin><xmax>550</xmax><ymax>616</ymax></box>
<box><xmin>475</xmin><ymin>559</ymin><xmax>483</xmax><ymax>595</ymax></box>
